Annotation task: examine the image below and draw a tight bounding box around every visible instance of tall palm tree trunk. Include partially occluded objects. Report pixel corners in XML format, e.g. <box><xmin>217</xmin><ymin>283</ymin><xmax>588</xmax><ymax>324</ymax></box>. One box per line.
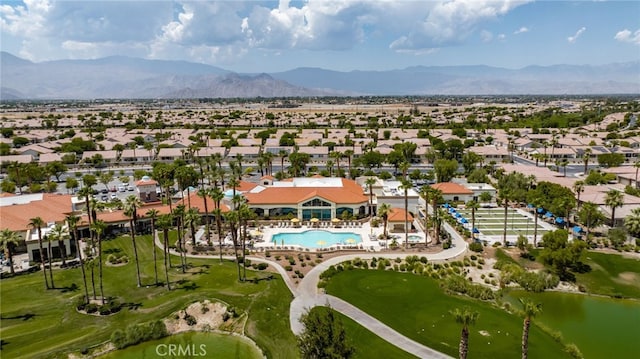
<box><xmin>216</xmin><ymin>210</ymin><xmax>224</xmax><ymax>263</ymax></box>
<box><xmin>151</xmin><ymin>222</ymin><xmax>158</xmax><ymax>285</ymax></box>
<box><xmin>533</xmin><ymin>212</ymin><xmax>539</xmax><ymax>247</ymax></box>
<box><xmin>503</xmin><ymin>201</ymin><xmax>509</xmax><ymax>246</ymax></box>
<box><xmin>241</xmin><ymin>220</ymin><xmax>247</xmax><ymax>281</ymax></box>
<box><xmin>37</xmin><ymin>233</ymin><xmax>49</xmax><ymax>289</ymax></box>
<box><xmin>460</xmin><ymin>327</ymin><xmax>469</xmax><ymax>359</ymax></box>
<box><xmin>47</xmin><ymin>238</ymin><xmax>55</xmax><ymax>288</ymax></box>
<box><xmin>98</xmin><ymin>234</ymin><xmax>105</xmax><ymax>304</ymax></box>
<box><xmin>130</xmin><ymin>220</ymin><xmax>142</xmax><ymax>287</ymax></box>
<box><xmin>90</xmin><ymin>262</ymin><xmax>97</xmax><ymax>299</ymax></box>
<box><xmin>522</xmin><ymin>318</ymin><xmax>531</xmax><ymax>359</ymax></box>
<box><xmin>75</xmin><ymin>230</ymin><xmax>90</xmax><ymax>303</ymax></box>
<box><xmin>163</xmin><ymin>228</ymin><xmax>171</xmax><ymax>290</ymax></box>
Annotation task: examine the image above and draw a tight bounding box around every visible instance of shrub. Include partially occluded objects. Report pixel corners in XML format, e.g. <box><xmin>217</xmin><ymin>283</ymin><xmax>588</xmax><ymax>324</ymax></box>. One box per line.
<box><xmin>420</xmin><ymin>256</ymin><xmax>428</xmax><ymax>264</ymax></box>
<box><xmin>288</xmin><ymin>259</ymin><xmax>296</xmax><ymax>265</ymax></box>
<box><xmin>564</xmin><ymin>344</ymin><xmax>584</xmax><ymax>359</ymax></box>
<box><xmin>184</xmin><ymin>313</ymin><xmax>197</xmax><ymax>326</ymax></box>
<box><xmin>85</xmin><ymin>303</ymin><xmax>98</xmax><ymax>313</ymax></box>
<box><xmin>265</xmin><ymin>251</ymin><xmax>271</xmax><ymax>257</ymax></box>
<box><xmin>469</xmin><ymin>242</ymin><xmax>484</xmax><ymax>252</ymax></box>
<box><xmin>257</xmin><ymin>263</ymin><xmax>268</xmax><ymax>270</ymax></box>
<box><xmin>274</xmin><ymin>255</ymin><xmax>281</xmax><ymax>260</ymax></box>
<box><xmin>284</xmin><ymin>266</ymin><xmax>293</xmax><ymax>271</ymax></box>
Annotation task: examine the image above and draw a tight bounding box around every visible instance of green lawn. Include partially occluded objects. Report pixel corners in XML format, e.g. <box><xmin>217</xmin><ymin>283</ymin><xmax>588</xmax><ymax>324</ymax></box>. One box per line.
<box><xmin>307</xmin><ymin>307</ymin><xmax>418</xmax><ymax>359</ymax></box>
<box><xmin>0</xmin><ymin>234</ymin><xmax>297</xmax><ymax>359</ymax></box>
<box><xmin>325</xmin><ymin>269</ymin><xmax>571</xmax><ymax>359</ymax></box>
<box><xmin>575</xmin><ymin>251</ymin><xmax>640</xmax><ymax>298</ymax></box>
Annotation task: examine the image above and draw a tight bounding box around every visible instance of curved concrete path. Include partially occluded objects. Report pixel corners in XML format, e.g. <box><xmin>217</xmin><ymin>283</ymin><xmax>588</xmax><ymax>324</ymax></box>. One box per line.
<box><xmin>155</xmin><ymin>224</ymin><xmax>467</xmax><ymax>359</ymax></box>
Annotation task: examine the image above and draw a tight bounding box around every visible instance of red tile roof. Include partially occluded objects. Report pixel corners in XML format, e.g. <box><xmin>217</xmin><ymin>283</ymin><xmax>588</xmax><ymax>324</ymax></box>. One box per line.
<box><xmin>0</xmin><ymin>194</ymin><xmax>73</xmax><ymax>231</ymax></box>
<box><xmin>387</xmin><ymin>207</ymin><xmax>414</xmax><ymax>222</ymax></box>
<box><xmin>430</xmin><ymin>182</ymin><xmax>473</xmax><ymax>195</ymax></box>
<box><xmin>244</xmin><ymin>178</ymin><xmax>368</xmax><ymax>205</ymax></box>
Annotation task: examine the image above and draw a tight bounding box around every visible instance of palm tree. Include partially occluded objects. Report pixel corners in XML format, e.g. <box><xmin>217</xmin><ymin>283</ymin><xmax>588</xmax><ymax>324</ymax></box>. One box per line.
<box><xmin>624</xmin><ymin>208</ymin><xmax>640</xmax><ymax>238</ymax></box>
<box><xmin>331</xmin><ymin>151</ymin><xmax>343</xmax><ymax>177</ymax></box>
<box><xmin>66</xmin><ymin>214</ymin><xmax>89</xmax><ymax>303</ymax></box>
<box><xmin>497</xmin><ymin>188</ymin><xmax>511</xmax><ymax>246</ymax></box>
<box><xmin>124</xmin><ymin>195</ymin><xmax>143</xmax><ymax>287</ymax></box>
<box><xmin>0</xmin><ymin>229</ymin><xmax>21</xmax><ymax>275</ymax></box>
<box><xmin>466</xmin><ymin>199</ymin><xmax>479</xmax><ymax>240</ymax></box>
<box><xmin>238</xmin><ymin>202</ymin><xmax>255</xmax><ymax>281</ymax></box>
<box><xmin>91</xmin><ymin>220</ymin><xmax>107</xmax><ymax>304</ymax></box>
<box><xmin>579</xmin><ymin>202</ymin><xmax>604</xmax><ymax>239</ymax></box>
<box><xmin>365</xmin><ymin>177</ymin><xmax>377</xmax><ymax>217</ymax></box>
<box><xmin>399</xmin><ymin>178</ymin><xmax>412</xmax><ymax>248</ymax></box>
<box><xmin>634</xmin><ymin>160</ymin><xmax>640</xmax><ymax>189</ymax></box>
<box><xmin>377</xmin><ymin>203</ymin><xmax>391</xmax><ymax>240</ymax></box>
<box><xmin>451</xmin><ymin>307</ymin><xmax>479</xmax><ymax>359</ymax></box>
<box><xmin>29</xmin><ymin>216</ymin><xmax>48</xmax><ymax>289</ymax></box>
<box><xmin>196</xmin><ymin>188</ymin><xmax>211</xmax><ymax>244</ymax></box>
<box><xmin>49</xmin><ymin>224</ymin><xmax>70</xmax><ymax>285</ymax></box>
<box><xmin>224</xmin><ymin>210</ymin><xmax>242</xmax><ymax>281</ymax></box>
<box><xmin>431</xmin><ymin>189</ymin><xmax>443</xmax><ymax>244</ymax></box>
<box><xmin>582</xmin><ymin>148</ymin><xmax>592</xmax><ymax>174</ymax></box>
<box><xmin>185</xmin><ymin>207</ymin><xmax>201</xmax><ymax>247</ymax></box>
<box><xmin>520</xmin><ymin>299</ymin><xmax>542</xmax><ymax>359</ymax></box>
<box><xmin>211</xmin><ymin>187</ymin><xmax>225</xmax><ymax>263</ymax></box>
<box><xmin>44</xmin><ymin>232</ymin><xmax>55</xmax><ymax>288</ymax></box>
<box><xmin>146</xmin><ymin>208</ymin><xmax>160</xmax><ymax>285</ymax></box>
<box><xmin>157</xmin><ymin>214</ymin><xmax>172</xmax><ymax>290</ymax></box>
<box><xmin>604</xmin><ymin>189</ymin><xmax>624</xmax><ymax>226</ymax></box>
<box><xmin>278</xmin><ymin>149</ymin><xmax>288</xmax><ymax>174</ymax></box>
<box><xmin>344</xmin><ymin>149</ymin><xmax>354</xmax><ymax>178</ymax></box>
<box><xmin>419</xmin><ymin>186</ymin><xmax>431</xmax><ymax>245</ymax></box>
<box><xmin>573</xmin><ymin>180</ymin><xmax>585</xmax><ymax>210</ymax></box>
<box><xmin>173</xmin><ymin>204</ymin><xmax>187</xmax><ymax>272</ymax></box>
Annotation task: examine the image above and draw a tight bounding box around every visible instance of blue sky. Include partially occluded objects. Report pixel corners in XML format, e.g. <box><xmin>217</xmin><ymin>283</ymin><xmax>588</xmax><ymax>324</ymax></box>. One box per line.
<box><xmin>1</xmin><ymin>1</ymin><xmax>639</xmax><ymax>72</ymax></box>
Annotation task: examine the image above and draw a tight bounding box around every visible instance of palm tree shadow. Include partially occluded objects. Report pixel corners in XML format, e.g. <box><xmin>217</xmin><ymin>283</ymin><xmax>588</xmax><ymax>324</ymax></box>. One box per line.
<box><xmin>1</xmin><ymin>313</ymin><xmax>36</xmax><ymax>321</ymax></box>
<box><xmin>1</xmin><ymin>339</ymin><xmax>8</xmax><ymax>350</ymax></box>
<box><xmin>58</xmin><ymin>283</ymin><xmax>79</xmax><ymax>293</ymax></box>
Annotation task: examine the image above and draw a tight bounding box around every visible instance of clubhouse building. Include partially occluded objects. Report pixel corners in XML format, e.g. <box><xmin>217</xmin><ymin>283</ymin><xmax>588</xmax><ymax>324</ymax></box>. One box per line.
<box><xmin>243</xmin><ymin>176</ymin><xmax>369</xmax><ymax>221</ymax></box>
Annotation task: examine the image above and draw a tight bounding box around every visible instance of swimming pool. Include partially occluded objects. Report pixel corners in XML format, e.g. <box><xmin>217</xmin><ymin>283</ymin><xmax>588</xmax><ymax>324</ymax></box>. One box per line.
<box><xmin>272</xmin><ymin>230</ymin><xmax>362</xmax><ymax>248</ymax></box>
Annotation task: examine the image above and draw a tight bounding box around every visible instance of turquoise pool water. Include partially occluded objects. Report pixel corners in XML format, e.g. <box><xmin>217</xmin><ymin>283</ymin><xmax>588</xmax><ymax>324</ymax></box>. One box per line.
<box><xmin>272</xmin><ymin>230</ymin><xmax>362</xmax><ymax>248</ymax></box>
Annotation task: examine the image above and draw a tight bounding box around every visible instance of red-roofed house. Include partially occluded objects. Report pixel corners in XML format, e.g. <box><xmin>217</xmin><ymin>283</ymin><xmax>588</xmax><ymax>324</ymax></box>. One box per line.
<box><xmin>430</xmin><ymin>182</ymin><xmax>474</xmax><ymax>202</ymax></box>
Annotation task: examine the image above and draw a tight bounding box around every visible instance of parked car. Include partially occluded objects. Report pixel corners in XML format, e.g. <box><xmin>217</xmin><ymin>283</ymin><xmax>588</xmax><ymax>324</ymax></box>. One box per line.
<box><xmin>110</xmin><ymin>193</ymin><xmax>117</xmax><ymax>200</ymax></box>
<box><xmin>100</xmin><ymin>195</ymin><xmax>108</xmax><ymax>201</ymax></box>
<box><xmin>118</xmin><ymin>185</ymin><xmax>126</xmax><ymax>192</ymax></box>
<box><xmin>127</xmin><ymin>185</ymin><xmax>134</xmax><ymax>191</ymax></box>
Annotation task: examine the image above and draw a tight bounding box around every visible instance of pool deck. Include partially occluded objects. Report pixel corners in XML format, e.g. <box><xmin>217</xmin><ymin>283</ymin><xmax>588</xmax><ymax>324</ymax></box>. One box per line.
<box><xmin>253</xmin><ymin>221</ymin><xmax>428</xmax><ymax>252</ymax></box>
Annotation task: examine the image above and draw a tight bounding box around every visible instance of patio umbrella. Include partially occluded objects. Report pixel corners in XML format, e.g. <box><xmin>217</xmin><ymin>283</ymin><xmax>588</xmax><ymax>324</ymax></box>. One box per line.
<box><xmin>473</xmin><ymin>228</ymin><xmax>480</xmax><ymax>234</ymax></box>
<box><xmin>555</xmin><ymin>217</ymin><xmax>565</xmax><ymax>224</ymax></box>
<box><xmin>290</xmin><ymin>218</ymin><xmax>300</xmax><ymax>223</ymax></box>
<box><xmin>443</xmin><ymin>203</ymin><xmax>450</xmax><ymax>208</ymax></box>
<box><xmin>345</xmin><ymin>238</ymin><xmax>357</xmax><ymax>244</ymax></box>
<box><xmin>316</xmin><ymin>240</ymin><xmax>326</xmax><ymax>247</ymax></box>
<box><xmin>461</xmin><ymin>218</ymin><xmax>468</xmax><ymax>224</ymax></box>
<box><xmin>455</xmin><ymin>213</ymin><xmax>462</xmax><ymax>218</ymax></box>
<box><xmin>544</xmin><ymin>211</ymin><xmax>553</xmax><ymax>218</ymax></box>
<box><xmin>537</xmin><ymin>207</ymin><xmax>545</xmax><ymax>214</ymax></box>
<box><xmin>573</xmin><ymin>225</ymin><xmax>582</xmax><ymax>233</ymax></box>
<box><xmin>331</xmin><ymin>218</ymin><xmax>341</xmax><ymax>223</ymax></box>
<box><xmin>310</xmin><ymin>218</ymin><xmax>319</xmax><ymax>223</ymax></box>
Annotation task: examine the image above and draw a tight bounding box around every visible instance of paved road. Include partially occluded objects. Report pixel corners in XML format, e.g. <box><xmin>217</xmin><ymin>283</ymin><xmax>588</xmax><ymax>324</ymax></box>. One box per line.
<box><xmin>155</xmin><ymin>225</ymin><xmax>467</xmax><ymax>359</ymax></box>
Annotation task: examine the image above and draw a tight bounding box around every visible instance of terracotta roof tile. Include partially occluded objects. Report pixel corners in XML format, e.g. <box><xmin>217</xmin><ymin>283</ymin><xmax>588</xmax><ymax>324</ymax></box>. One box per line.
<box><xmin>387</xmin><ymin>207</ymin><xmax>414</xmax><ymax>222</ymax></box>
<box><xmin>430</xmin><ymin>182</ymin><xmax>473</xmax><ymax>195</ymax></box>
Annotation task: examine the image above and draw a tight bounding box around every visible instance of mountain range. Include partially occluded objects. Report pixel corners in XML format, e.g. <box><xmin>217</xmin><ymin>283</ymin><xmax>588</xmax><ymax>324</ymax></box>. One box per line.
<box><xmin>1</xmin><ymin>51</ymin><xmax>638</xmax><ymax>99</ymax></box>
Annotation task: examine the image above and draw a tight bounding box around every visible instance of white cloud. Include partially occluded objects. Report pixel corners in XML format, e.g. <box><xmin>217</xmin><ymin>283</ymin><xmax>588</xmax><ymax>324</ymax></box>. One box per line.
<box><xmin>497</xmin><ymin>33</ymin><xmax>506</xmax><ymax>41</ymax></box>
<box><xmin>480</xmin><ymin>30</ymin><xmax>493</xmax><ymax>42</ymax></box>
<box><xmin>614</xmin><ymin>29</ymin><xmax>640</xmax><ymax>45</ymax></box>
<box><xmin>514</xmin><ymin>27</ymin><xmax>528</xmax><ymax>35</ymax></box>
<box><xmin>389</xmin><ymin>0</ymin><xmax>532</xmax><ymax>50</ymax></box>
<box><xmin>567</xmin><ymin>27</ymin><xmax>586</xmax><ymax>43</ymax></box>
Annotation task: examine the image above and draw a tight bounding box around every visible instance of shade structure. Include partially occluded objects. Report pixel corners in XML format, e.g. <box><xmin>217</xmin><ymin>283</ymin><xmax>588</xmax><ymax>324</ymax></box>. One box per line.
<box><xmin>455</xmin><ymin>213</ymin><xmax>462</xmax><ymax>218</ymax></box>
<box><xmin>449</xmin><ymin>208</ymin><xmax>456</xmax><ymax>214</ymax></box>
<box><xmin>573</xmin><ymin>225</ymin><xmax>583</xmax><ymax>233</ymax></box>
<box><xmin>290</xmin><ymin>218</ymin><xmax>300</xmax><ymax>223</ymax></box>
<box><xmin>461</xmin><ymin>218</ymin><xmax>468</xmax><ymax>224</ymax></box>
<box><xmin>544</xmin><ymin>211</ymin><xmax>553</xmax><ymax>218</ymax></box>
<box><xmin>537</xmin><ymin>208</ymin><xmax>545</xmax><ymax>214</ymax></box>
<box><xmin>250</xmin><ymin>229</ymin><xmax>263</xmax><ymax>237</ymax></box>
<box><xmin>443</xmin><ymin>203</ymin><xmax>450</xmax><ymax>208</ymax></box>
<box><xmin>473</xmin><ymin>228</ymin><xmax>480</xmax><ymax>234</ymax></box>
<box><xmin>527</xmin><ymin>204</ymin><xmax>534</xmax><ymax>208</ymax></box>
<box><xmin>555</xmin><ymin>217</ymin><xmax>565</xmax><ymax>224</ymax></box>
<box><xmin>331</xmin><ymin>218</ymin><xmax>341</xmax><ymax>223</ymax></box>
<box><xmin>310</xmin><ymin>218</ymin><xmax>319</xmax><ymax>223</ymax></box>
